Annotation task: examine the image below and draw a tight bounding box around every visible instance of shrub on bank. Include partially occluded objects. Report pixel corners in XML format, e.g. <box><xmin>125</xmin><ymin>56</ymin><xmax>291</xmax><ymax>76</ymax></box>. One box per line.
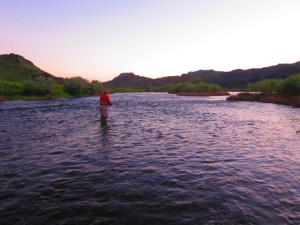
<box><xmin>247</xmin><ymin>73</ymin><xmax>300</xmax><ymax>96</ymax></box>
<box><xmin>161</xmin><ymin>79</ymin><xmax>223</xmax><ymax>93</ymax></box>
<box><xmin>89</xmin><ymin>80</ymin><xmax>104</xmax><ymax>95</ymax></box>
<box><xmin>63</xmin><ymin>77</ymin><xmax>106</xmax><ymax>96</ymax></box>
<box><xmin>22</xmin><ymin>77</ymin><xmax>55</xmax><ymax>96</ymax></box>
<box><xmin>52</xmin><ymin>84</ymin><xmax>69</xmax><ymax>97</ymax></box>
<box><xmin>0</xmin><ymin>80</ymin><xmax>24</xmax><ymax>96</ymax></box>
<box><xmin>247</xmin><ymin>79</ymin><xmax>283</xmax><ymax>93</ymax></box>
<box><xmin>281</xmin><ymin>74</ymin><xmax>300</xmax><ymax>96</ymax></box>
<box><xmin>63</xmin><ymin>77</ymin><xmax>89</xmax><ymax>96</ymax></box>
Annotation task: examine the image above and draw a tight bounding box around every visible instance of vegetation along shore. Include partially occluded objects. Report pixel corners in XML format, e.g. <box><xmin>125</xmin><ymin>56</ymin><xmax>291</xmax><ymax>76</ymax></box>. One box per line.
<box><xmin>227</xmin><ymin>73</ymin><xmax>300</xmax><ymax>107</ymax></box>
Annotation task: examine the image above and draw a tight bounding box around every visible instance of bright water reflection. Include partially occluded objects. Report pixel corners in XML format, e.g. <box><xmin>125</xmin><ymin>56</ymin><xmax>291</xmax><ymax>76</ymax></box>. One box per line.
<box><xmin>0</xmin><ymin>93</ymin><xmax>300</xmax><ymax>225</ymax></box>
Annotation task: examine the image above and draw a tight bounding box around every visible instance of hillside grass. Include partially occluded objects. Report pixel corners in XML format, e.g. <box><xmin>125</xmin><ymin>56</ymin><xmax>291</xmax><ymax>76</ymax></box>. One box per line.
<box><xmin>0</xmin><ymin>54</ymin><xmax>43</xmax><ymax>82</ymax></box>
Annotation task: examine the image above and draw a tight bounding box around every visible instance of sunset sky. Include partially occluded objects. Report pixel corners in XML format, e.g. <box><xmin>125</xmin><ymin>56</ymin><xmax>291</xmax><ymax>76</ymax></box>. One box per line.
<box><xmin>1</xmin><ymin>0</ymin><xmax>299</xmax><ymax>82</ymax></box>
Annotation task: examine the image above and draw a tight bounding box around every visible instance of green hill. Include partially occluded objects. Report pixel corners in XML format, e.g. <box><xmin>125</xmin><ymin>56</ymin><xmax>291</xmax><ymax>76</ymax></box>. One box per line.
<box><xmin>0</xmin><ymin>53</ymin><xmax>63</xmax><ymax>83</ymax></box>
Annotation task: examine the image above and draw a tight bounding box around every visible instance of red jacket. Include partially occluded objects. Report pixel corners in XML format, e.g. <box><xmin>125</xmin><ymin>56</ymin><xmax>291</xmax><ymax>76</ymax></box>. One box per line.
<box><xmin>100</xmin><ymin>92</ymin><xmax>112</xmax><ymax>106</ymax></box>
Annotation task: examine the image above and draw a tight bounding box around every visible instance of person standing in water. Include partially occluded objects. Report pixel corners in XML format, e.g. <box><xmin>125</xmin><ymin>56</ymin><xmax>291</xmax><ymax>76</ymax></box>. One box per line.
<box><xmin>99</xmin><ymin>90</ymin><xmax>113</xmax><ymax>125</ymax></box>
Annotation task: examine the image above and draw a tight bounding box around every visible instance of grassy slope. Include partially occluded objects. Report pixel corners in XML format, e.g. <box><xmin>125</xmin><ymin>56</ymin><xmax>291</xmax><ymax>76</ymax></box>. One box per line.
<box><xmin>0</xmin><ymin>53</ymin><xmax>44</xmax><ymax>82</ymax></box>
<box><xmin>0</xmin><ymin>54</ymin><xmax>71</xmax><ymax>100</ymax></box>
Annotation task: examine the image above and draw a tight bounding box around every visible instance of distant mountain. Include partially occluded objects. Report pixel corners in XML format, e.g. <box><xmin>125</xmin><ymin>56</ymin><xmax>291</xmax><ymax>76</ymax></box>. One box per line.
<box><xmin>181</xmin><ymin>62</ymin><xmax>300</xmax><ymax>88</ymax></box>
<box><xmin>104</xmin><ymin>73</ymin><xmax>153</xmax><ymax>87</ymax></box>
<box><xmin>104</xmin><ymin>72</ymin><xmax>183</xmax><ymax>87</ymax></box>
<box><xmin>104</xmin><ymin>61</ymin><xmax>300</xmax><ymax>89</ymax></box>
<box><xmin>0</xmin><ymin>53</ymin><xmax>64</xmax><ymax>83</ymax></box>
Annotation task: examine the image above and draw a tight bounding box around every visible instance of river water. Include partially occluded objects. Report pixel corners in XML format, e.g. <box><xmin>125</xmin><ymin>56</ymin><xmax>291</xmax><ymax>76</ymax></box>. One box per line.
<box><xmin>0</xmin><ymin>93</ymin><xmax>299</xmax><ymax>225</ymax></box>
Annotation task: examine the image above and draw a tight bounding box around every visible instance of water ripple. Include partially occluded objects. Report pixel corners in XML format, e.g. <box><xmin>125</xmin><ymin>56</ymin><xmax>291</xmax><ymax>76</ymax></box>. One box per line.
<box><xmin>0</xmin><ymin>94</ymin><xmax>300</xmax><ymax>224</ymax></box>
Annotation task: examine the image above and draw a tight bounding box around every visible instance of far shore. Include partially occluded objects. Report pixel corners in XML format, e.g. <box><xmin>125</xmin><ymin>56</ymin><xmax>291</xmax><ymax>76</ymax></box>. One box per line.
<box><xmin>2</xmin><ymin>92</ymin><xmax>300</xmax><ymax>108</ymax></box>
<box><xmin>176</xmin><ymin>92</ymin><xmax>230</xmax><ymax>96</ymax></box>
<box><xmin>227</xmin><ymin>92</ymin><xmax>300</xmax><ymax>108</ymax></box>
<box><xmin>0</xmin><ymin>92</ymin><xmax>230</xmax><ymax>101</ymax></box>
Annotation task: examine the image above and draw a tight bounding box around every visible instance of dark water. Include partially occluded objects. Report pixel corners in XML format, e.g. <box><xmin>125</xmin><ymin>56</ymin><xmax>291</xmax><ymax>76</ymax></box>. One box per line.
<box><xmin>0</xmin><ymin>93</ymin><xmax>299</xmax><ymax>225</ymax></box>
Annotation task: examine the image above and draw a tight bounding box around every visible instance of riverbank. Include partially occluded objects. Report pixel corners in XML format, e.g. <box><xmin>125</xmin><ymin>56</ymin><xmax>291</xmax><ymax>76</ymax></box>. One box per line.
<box><xmin>0</xmin><ymin>95</ymin><xmax>56</xmax><ymax>101</ymax></box>
<box><xmin>0</xmin><ymin>94</ymin><xmax>95</xmax><ymax>101</ymax></box>
<box><xmin>176</xmin><ymin>91</ymin><xmax>230</xmax><ymax>96</ymax></box>
<box><xmin>227</xmin><ymin>92</ymin><xmax>300</xmax><ymax>107</ymax></box>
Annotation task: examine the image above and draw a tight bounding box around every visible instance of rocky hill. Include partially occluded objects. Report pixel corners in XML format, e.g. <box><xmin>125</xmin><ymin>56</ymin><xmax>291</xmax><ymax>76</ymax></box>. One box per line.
<box><xmin>104</xmin><ymin>61</ymin><xmax>300</xmax><ymax>89</ymax></box>
<box><xmin>0</xmin><ymin>53</ymin><xmax>64</xmax><ymax>83</ymax></box>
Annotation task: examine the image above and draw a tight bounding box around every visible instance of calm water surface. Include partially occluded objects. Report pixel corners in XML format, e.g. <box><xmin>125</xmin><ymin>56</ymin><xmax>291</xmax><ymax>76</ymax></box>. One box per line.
<box><xmin>0</xmin><ymin>93</ymin><xmax>299</xmax><ymax>225</ymax></box>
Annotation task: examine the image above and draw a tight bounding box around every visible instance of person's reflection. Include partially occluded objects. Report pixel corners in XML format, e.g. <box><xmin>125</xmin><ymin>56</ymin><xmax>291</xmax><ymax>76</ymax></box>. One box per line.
<box><xmin>97</xmin><ymin>124</ymin><xmax>112</xmax><ymax>166</ymax></box>
<box><xmin>101</xmin><ymin>124</ymin><xmax>111</xmax><ymax>148</ymax></box>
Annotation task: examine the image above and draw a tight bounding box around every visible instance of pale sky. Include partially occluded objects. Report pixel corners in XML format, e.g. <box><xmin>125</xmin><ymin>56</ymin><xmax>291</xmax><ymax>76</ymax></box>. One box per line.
<box><xmin>1</xmin><ymin>0</ymin><xmax>299</xmax><ymax>82</ymax></box>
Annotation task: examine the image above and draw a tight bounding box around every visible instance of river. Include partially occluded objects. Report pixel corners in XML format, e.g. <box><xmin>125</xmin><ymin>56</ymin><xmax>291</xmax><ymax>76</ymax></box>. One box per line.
<box><xmin>0</xmin><ymin>93</ymin><xmax>299</xmax><ymax>225</ymax></box>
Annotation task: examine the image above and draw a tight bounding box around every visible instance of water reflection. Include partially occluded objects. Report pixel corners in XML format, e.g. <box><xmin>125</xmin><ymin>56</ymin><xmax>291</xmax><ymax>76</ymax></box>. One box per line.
<box><xmin>100</xmin><ymin>123</ymin><xmax>112</xmax><ymax>148</ymax></box>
